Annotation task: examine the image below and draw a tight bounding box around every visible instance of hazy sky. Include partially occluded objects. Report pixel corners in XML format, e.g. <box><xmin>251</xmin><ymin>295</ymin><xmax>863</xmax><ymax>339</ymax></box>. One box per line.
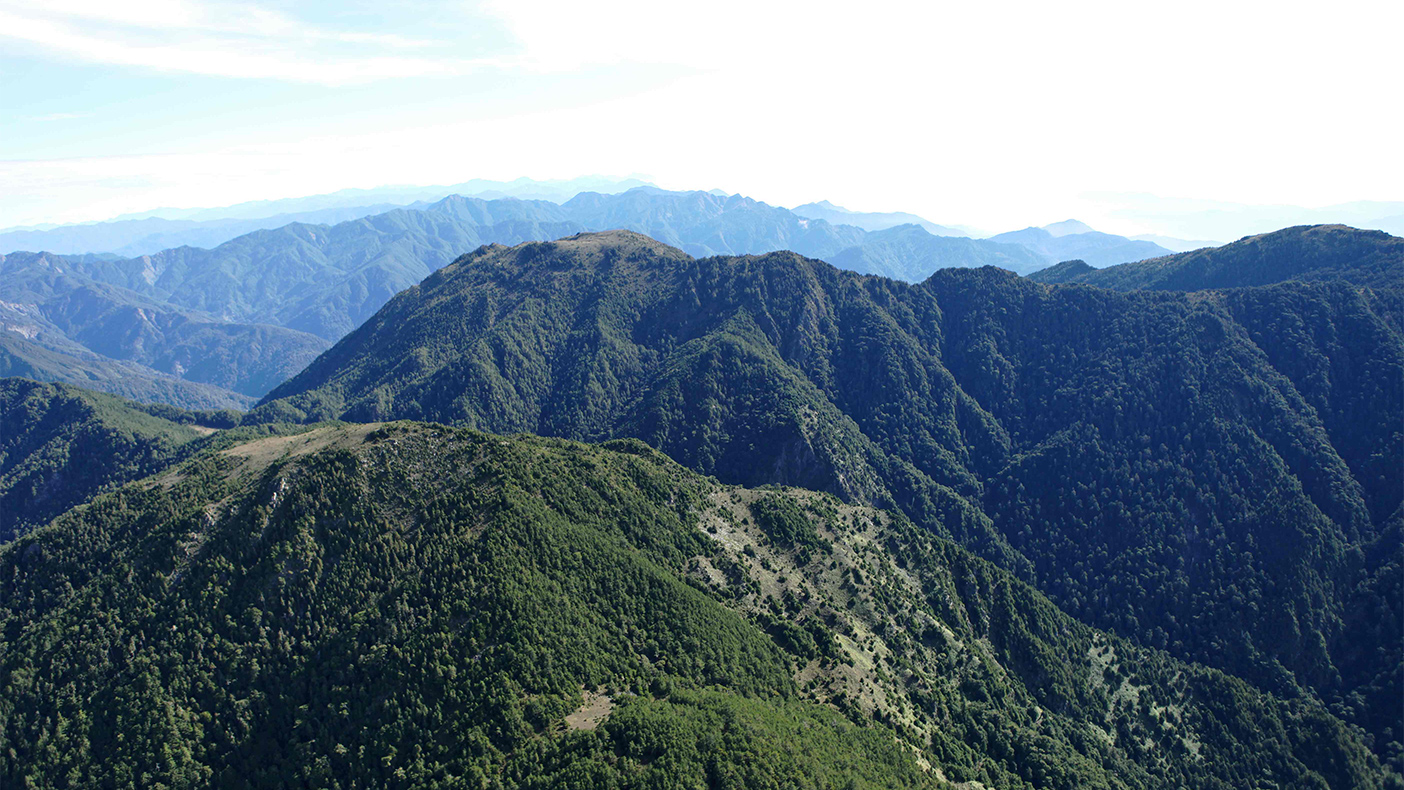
<box><xmin>2</xmin><ymin>0</ymin><xmax>1400</xmax><ymax>233</ymax></box>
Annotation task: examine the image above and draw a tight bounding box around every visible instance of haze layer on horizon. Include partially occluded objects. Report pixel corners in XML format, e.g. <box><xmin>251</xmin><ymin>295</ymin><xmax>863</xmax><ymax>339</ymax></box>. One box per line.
<box><xmin>2</xmin><ymin>0</ymin><xmax>1400</xmax><ymax>237</ymax></box>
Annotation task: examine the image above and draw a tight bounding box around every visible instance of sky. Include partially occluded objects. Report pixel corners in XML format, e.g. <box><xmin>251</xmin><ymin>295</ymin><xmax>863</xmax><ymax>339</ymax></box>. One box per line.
<box><xmin>2</xmin><ymin>0</ymin><xmax>1401</xmax><ymax>236</ymax></box>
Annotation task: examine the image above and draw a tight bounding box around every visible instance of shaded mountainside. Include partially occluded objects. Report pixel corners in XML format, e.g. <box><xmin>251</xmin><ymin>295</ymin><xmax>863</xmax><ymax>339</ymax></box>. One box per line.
<box><xmin>0</xmin><ymin>252</ymin><xmax>329</xmax><ymax>398</ymax></box>
<box><xmin>0</xmin><ymin>378</ymin><xmax>238</xmax><ymax>542</ymax></box>
<box><xmin>0</xmin><ymin>421</ymin><xmax>1389</xmax><ymax>788</ymax></box>
<box><xmin>1028</xmin><ymin>224</ymin><xmax>1404</xmax><ymax>290</ymax></box>
<box><xmin>254</xmin><ymin>231</ymin><xmax>1404</xmax><ymax>768</ymax></box>
<box><xmin>0</xmin><ymin>333</ymin><xmax>253</xmax><ymax>411</ymax></box>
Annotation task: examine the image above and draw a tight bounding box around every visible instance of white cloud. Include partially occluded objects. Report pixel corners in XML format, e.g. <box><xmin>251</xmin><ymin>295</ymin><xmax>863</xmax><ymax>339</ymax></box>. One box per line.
<box><xmin>0</xmin><ymin>1</ymin><xmax>509</xmax><ymax>84</ymax></box>
<box><xmin>0</xmin><ymin>0</ymin><xmax>1399</xmax><ymax>231</ymax></box>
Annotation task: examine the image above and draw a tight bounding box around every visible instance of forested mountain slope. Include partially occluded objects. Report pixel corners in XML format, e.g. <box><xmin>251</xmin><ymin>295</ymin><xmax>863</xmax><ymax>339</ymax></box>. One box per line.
<box><xmin>253</xmin><ymin>231</ymin><xmax>1403</xmax><ymax>768</ymax></box>
<box><xmin>0</xmin><ymin>422</ymin><xmax>1388</xmax><ymax>788</ymax></box>
<box><xmin>1028</xmin><ymin>224</ymin><xmax>1404</xmax><ymax>290</ymax></box>
<box><xmin>0</xmin><ymin>378</ymin><xmax>237</xmax><ymax>542</ymax></box>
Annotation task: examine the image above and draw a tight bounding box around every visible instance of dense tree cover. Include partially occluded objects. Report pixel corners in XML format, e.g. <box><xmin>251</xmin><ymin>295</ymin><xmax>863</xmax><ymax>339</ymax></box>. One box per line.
<box><xmin>1028</xmin><ymin>224</ymin><xmax>1404</xmax><ymax>290</ymax></box>
<box><xmin>0</xmin><ymin>377</ymin><xmax>310</xmax><ymax>543</ymax></box>
<box><xmin>0</xmin><ymin>252</ymin><xmax>329</xmax><ymax>398</ymax></box>
<box><xmin>251</xmin><ymin>230</ymin><xmax>1403</xmax><ymax>769</ymax></box>
<box><xmin>0</xmin><ymin>378</ymin><xmax>206</xmax><ymax>541</ymax></box>
<box><xmin>0</xmin><ymin>423</ymin><xmax>1388</xmax><ymax>788</ymax></box>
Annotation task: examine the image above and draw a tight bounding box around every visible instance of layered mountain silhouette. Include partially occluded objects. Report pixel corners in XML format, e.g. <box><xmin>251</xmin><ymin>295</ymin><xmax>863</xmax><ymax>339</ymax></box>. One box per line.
<box><xmin>0</xmin><ymin>332</ymin><xmax>253</xmax><ymax>411</ymax></box>
<box><xmin>3</xmin><ymin>190</ymin><xmax>1052</xmax><ymax>349</ymax></box>
<box><xmin>990</xmin><ymin>222</ymin><xmax>1175</xmax><ymax>268</ymax></box>
<box><xmin>0</xmin><ymin>418</ymin><xmax>1388</xmax><ymax>787</ymax></box>
<box><xmin>0</xmin><ymin>175</ymin><xmax>653</xmax><ymax>257</ymax></box>
<box><xmin>248</xmin><ymin>229</ymin><xmax>1403</xmax><ymax>769</ymax></box>
<box><xmin>828</xmin><ymin>224</ymin><xmax>1048</xmax><ymax>279</ymax></box>
<box><xmin>0</xmin><ymin>251</ymin><xmax>328</xmax><ymax>402</ymax></box>
<box><xmin>790</xmin><ymin>200</ymin><xmax>970</xmax><ymax>236</ymax></box>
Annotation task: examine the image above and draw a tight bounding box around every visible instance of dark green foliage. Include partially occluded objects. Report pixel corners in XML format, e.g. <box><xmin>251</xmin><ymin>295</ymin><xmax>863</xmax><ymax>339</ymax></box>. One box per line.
<box><xmin>501</xmin><ymin>690</ymin><xmax>943</xmax><ymax>789</ymax></box>
<box><xmin>750</xmin><ymin>494</ymin><xmax>826</xmax><ymax>556</ymax></box>
<box><xmin>0</xmin><ymin>423</ymin><xmax>1388</xmax><ymax>788</ymax></box>
<box><xmin>0</xmin><ymin>378</ymin><xmax>209</xmax><ymax>541</ymax></box>
<box><xmin>253</xmin><ymin>230</ymin><xmax>1403</xmax><ymax>768</ymax></box>
<box><xmin>0</xmin><ymin>378</ymin><xmax>313</xmax><ymax>543</ymax></box>
<box><xmin>1027</xmin><ymin>224</ymin><xmax>1404</xmax><ymax>290</ymax></box>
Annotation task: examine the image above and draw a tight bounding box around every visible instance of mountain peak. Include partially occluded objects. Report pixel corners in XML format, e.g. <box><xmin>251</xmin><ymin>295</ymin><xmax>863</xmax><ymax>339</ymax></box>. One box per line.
<box><xmin>553</xmin><ymin>228</ymin><xmax>680</xmax><ymax>250</ymax></box>
<box><xmin>1042</xmin><ymin>219</ymin><xmax>1096</xmax><ymax>237</ymax></box>
<box><xmin>1027</xmin><ymin>223</ymin><xmax>1401</xmax><ymax>290</ymax></box>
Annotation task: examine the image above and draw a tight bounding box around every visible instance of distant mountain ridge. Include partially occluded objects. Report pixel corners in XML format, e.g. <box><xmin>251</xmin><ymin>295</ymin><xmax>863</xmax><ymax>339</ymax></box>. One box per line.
<box><xmin>5</xmin><ymin>189</ymin><xmax>1055</xmax><ymax>346</ymax></box>
<box><xmin>990</xmin><ymin>222</ymin><xmax>1176</xmax><ymax>267</ymax></box>
<box><xmin>790</xmin><ymin>200</ymin><xmax>970</xmax><ymax>236</ymax></box>
<box><xmin>827</xmin><ymin>224</ymin><xmax>1048</xmax><ymax>279</ymax></box>
<box><xmin>0</xmin><ymin>204</ymin><xmax>407</xmax><ymax>258</ymax></box>
<box><xmin>0</xmin><ymin>332</ymin><xmax>253</xmax><ymax>410</ymax></box>
<box><xmin>0</xmin><ymin>175</ymin><xmax>654</xmax><ymax>257</ymax></box>
<box><xmin>1029</xmin><ymin>224</ymin><xmax>1404</xmax><ymax>290</ymax></box>
<box><xmin>0</xmin><ymin>251</ymin><xmax>329</xmax><ymax>400</ymax></box>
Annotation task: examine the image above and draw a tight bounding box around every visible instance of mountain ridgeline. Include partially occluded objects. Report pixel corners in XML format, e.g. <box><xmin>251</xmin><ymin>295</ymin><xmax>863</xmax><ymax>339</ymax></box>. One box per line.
<box><xmin>1028</xmin><ymin>224</ymin><xmax>1404</xmax><ymax>291</ymax></box>
<box><xmin>0</xmin><ymin>190</ymin><xmax>1188</xmax><ymax>407</ymax></box>
<box><xmin>989</xmin><ymin>225</ymin><xmax>1173</xmax><ymax>269</ymax></box>
<box><xmin>253</xmin><ymin>228</ymin><xmax>1404</xmax><ymax>771</ymax></box>
<box><xmin>0</xmin><ymin>378</ymin><xmax>225</xmax><ymax>542</ymax></box>
<box><xmin>0</xmin><ymin>422</ymin><xmax>1390</xmax><ymax>788</ymax></box>
<box><xmin>6</xmin><ymin>190</ymin><xmax>1132</xmax><ymax>345</ymax></box>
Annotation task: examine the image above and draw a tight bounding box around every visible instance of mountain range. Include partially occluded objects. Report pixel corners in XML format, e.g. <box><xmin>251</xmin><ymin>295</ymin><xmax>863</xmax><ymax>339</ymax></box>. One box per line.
<box><xmin>789</xmin><ymin>200</ymin><xmax>972</xmax><ymax>236</ymax></box>
<box><xmin>249</xmin><ymin>227</ymin><xmax>1402</xmax><ymax>766</ymax></box>
<box><xmin>1</xmin><ymin>189</ymin><xmax>1171</xmax><ymax>340</ymax></box>
<box><xmin>0</xmin><ymin>190</ymin><xmax>1056</xmax><ymax>393</ymax></box>
<box><xmin>0</xmin><ymin>251</ymin><xmax>329</xmax><ymax>404</ymax></box>
<box><xmin>989</xmin><ymin>224</ymin><xmax>1174</xmax><ymax>268</ymax></box>
<box><xmin>0</xmin><ymin>218</ymin><xmax>1399</xmax><ymax>785</ymax></box>
<box><xmin>0</xmin><ymin>416</ymin><xmax>1389</xmax><ymax>788</ymax></box>
<box><xmin>0</xmin><ymin>176</ymin><xmax>654</xmax><ymax>257</ymax></box>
